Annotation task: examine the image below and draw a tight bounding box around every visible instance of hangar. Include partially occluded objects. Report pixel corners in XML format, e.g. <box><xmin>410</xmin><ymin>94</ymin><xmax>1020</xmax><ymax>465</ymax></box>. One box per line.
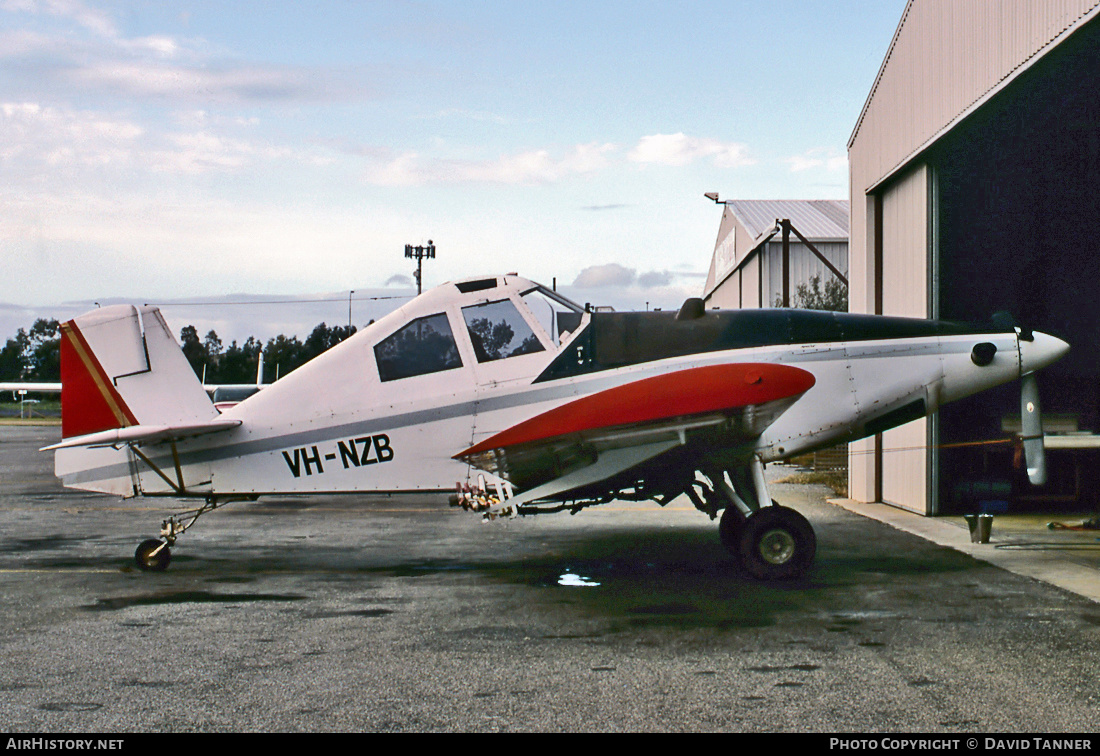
<box><xmin>702</xmin><ymin>199</ymin><xmax>849</xmax><ymax>311</ymax></box>
<box><xmin>847</xmin><ymin>0</ymin><xmax>1100</xmax><ymax>515</ymax></box>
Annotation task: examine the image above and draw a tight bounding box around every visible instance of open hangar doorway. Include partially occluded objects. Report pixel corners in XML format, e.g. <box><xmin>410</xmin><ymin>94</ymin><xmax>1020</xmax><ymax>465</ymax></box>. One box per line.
<box><xmin>931</xmin><ymin>16</ymin><xmax>1100</xmax><ymax>515</ymax></box>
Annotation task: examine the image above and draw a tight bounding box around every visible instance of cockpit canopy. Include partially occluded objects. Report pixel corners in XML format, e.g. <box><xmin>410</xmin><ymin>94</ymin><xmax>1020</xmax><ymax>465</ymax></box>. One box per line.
<box><xmin>368</xmin><ymin>275</ymin><xmax>586</xmax><ymax>384</ymax></box>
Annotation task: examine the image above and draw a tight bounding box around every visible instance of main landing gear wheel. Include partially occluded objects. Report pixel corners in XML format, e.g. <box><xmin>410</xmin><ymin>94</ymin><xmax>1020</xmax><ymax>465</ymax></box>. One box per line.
<box><xmin>135</xmin><ymin>539</ymin><xmax>171</xmax><ymax>572</ymax></box>
<box><xmin>718</xmin><ymin>505</ymin><xmax>747</xmax><ymax>555</ymax></box>
<box><xmin>737</xmin><ymin>506</ymin><xmax>816</xmax><ymax>580</ymax></box>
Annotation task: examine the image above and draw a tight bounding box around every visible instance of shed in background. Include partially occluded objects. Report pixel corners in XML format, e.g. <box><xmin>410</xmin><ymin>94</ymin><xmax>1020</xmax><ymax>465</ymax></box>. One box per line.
<box><xmin>702</xmin><ymin>199</ymin><xmax>849</xmax><ymax>311</ymax></box>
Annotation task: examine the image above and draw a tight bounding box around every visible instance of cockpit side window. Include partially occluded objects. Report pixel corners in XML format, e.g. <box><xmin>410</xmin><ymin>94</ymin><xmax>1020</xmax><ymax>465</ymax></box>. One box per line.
<box><xmin>374</xmin><ymin>313</ymin><xmax>462</xmax><ymax>382</ymax></box>
<box><xmin>461</xmin><ymin>299</ymin><xmax>546</xmax><ymax>363</ymax></box>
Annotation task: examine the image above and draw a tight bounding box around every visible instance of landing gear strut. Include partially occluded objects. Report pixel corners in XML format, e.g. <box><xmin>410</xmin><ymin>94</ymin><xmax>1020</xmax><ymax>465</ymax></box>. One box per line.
<box><xmin>699</xmin><ymin>457</ymin><xmax>817</xmax><ymax>580</ymax></box>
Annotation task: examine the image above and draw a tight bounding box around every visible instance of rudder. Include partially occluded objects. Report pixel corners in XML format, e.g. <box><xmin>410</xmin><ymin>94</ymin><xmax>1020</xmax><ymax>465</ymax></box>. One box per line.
<box><xmin>60</xmin><ymin>305</ymin><xmax>218</xmax><ymax>439</ymax></box>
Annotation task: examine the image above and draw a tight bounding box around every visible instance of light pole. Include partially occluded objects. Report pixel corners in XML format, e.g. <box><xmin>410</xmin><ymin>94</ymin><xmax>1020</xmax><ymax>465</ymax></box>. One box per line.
<box><xmin>404</xmin><ymin>240</ymin><xmax>436</xmax><ymax>295</ymax></box>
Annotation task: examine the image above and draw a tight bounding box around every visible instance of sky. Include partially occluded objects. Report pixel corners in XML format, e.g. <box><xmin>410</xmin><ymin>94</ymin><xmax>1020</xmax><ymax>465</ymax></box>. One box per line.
<box><xmin>0</xmin><ymin>0</ymin><xmax>907</xmax><ymax>344</ymax></box>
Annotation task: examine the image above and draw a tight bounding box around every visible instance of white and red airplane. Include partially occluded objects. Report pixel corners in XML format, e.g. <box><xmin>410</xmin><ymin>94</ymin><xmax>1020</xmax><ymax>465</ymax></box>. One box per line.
<box><xmin>46</xmin><ymin>274</ymin><xmax>1068</xmax><ymax>578</ymax></box>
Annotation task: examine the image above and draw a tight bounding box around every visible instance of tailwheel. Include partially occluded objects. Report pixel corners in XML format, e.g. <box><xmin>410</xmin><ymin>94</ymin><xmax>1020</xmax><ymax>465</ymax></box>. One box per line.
<box><xmin>738</xmin><ymin>505</ymin><xmax>816</xmax><ymax>580</ymax></box>
<box><xmin>135</xmin><ymin>538</ymin><xmax>171</xmax><ymax>572</ymax></box>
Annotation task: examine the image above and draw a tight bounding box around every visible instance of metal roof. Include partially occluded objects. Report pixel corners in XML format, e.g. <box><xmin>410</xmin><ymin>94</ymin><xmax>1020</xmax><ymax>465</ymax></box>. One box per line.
<box><xmin>724</xmin><ymin>200</ymin><xmax>849</xmax><ymax>243</ymax></box>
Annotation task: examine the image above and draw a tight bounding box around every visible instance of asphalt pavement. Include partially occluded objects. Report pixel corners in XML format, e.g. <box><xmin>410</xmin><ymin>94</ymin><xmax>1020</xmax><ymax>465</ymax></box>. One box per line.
<box><xmin>2</xmin><ymin>423</ymin><xmax>1100</xmax><ymax>734</ymax></box>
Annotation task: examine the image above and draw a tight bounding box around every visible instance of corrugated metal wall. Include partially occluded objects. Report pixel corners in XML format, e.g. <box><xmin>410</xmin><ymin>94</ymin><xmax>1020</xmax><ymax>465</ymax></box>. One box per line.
<box><xmin>879</xmin><ymin>165</ymin><xmax>931</xmax><ymax>513</ymax></box>
<box><xmin>851</xmin><ymin>0</ymin><xmax>1100</xmax><ymax>193</ymax></box>
<box><xmin>761</xmin><ymin>241</ymin><xmax>848</xmax><ymax>308</ymax></box>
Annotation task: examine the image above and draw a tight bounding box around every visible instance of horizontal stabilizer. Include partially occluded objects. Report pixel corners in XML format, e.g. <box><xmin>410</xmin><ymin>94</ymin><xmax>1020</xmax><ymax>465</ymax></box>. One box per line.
<box><xmin>43</xmin><ymin>418</ymin><xmax>241</xmax><ymax>451</ymax></box>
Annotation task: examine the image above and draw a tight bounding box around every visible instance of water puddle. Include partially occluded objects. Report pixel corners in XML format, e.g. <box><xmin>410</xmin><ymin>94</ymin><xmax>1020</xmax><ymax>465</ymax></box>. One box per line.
<box><xmin>558</xmin><ymin>571</ymin><xmax>600</xmax><ymax>587</ymax></box>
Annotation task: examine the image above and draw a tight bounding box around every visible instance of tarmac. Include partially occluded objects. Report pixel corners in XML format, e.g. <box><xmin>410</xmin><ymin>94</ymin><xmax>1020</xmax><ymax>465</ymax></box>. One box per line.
<box><xmin>5</xmin><ymin>420</ymin><xmax>1100</xmax><ymax>732</ymax></box>
<box><xmin>6</xmin><ymin>416</ymin><xmax>1100</xmax><ymax>607</ymax></box>
<box><xmin>834</xmin><ymin>500</ymin><xmax>1100</xmax><ymax>606</ymax></box>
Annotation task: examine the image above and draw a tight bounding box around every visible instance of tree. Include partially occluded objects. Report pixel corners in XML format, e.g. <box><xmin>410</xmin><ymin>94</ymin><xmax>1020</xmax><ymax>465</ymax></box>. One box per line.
<box><xmin>467</xmin><ymin>318</ymin><xmax>514</xmax><ymax>361</ymax></box>
<box><xmin>180</xmin><ymin>325</ymin><xmax>206</xmax><ymax>377</ymax></box>
<box><xmin>0</xmin><ymin>320</ymin><xmax>60</xmax><ymax>400</ymax></box>
<box><xmin>0</xmin><ymin>330</ymin><xmax>31</xmax><ymax>382</ymax></box>
<box><xmin>20</xmin><ymin>319</ymin><xmax>59</xmax><ymax>380</ymax></box>
<box><xmin>303</xmin><ymin>323</ymin><xmax>356</xmax><ymax>362</ymax></box>
<box><xmin>1</xmin><ymin>317</ymin><xmax>361</xmax><ymax>387</ymax></box>
<box><xmin>776</xmin><ymin>274</ymin><xmax>848</xmax><ymax>312</ymax></box>
<box><xmin>219</xmin><ymin>337</ymin><xmax>263</xmax><ymax>384</ymax></box>
<box><xmin>263</xmin><ymin>334</ymin><xmax>306</xmax><ymax>380</ymax></box>
<box><xmin>204</xmin><ymin>330</ymin><xmax>224</xmax><ymax>373</ymax></box>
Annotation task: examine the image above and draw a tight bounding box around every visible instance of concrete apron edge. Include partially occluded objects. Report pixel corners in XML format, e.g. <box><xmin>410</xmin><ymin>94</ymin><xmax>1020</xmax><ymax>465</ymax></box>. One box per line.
<box><xmin>829</xmin><ymin>498</ymin><xmax>1100</xmax><ymax>605</ymax></box>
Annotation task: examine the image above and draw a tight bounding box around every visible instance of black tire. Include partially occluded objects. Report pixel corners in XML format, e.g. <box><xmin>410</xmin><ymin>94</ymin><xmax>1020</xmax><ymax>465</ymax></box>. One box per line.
<box><xmin>135</xmin><ymin>539</ymin><xmax>171</xmax><ymax>572</ymax></box>
<box><xmin>737</xmin><ymin>506</ymin><xmax>816</xmax><ymax>580</ymax></box>
<box><xmin>718</xmin><ymin>506</ymin><xmax>747</xmax><ymax>556</ymax></box>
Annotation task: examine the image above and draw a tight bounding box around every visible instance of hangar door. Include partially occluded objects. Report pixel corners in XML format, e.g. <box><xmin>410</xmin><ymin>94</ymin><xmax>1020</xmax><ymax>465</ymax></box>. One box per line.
<box><xmin>876</xmin><ymin>164</ymin><xmax>933</xmax><ymax>514</ymax></box>
<box><xmin>932</xmin><ymin>15</ymin><xmax>1100</xmax><ymax>514</ymax></box>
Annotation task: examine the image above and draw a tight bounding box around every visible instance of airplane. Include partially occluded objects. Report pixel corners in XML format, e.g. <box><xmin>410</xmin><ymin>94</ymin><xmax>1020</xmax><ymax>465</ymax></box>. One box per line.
<box><xmin>0</xmin><ymin>382</ymin><xmax>66</xmax><ymax>393</ymax></box>
<box><xmin>44</xmin><ymin>274</ymin><xmax>1068</xmax><ymax>578</ymax></box>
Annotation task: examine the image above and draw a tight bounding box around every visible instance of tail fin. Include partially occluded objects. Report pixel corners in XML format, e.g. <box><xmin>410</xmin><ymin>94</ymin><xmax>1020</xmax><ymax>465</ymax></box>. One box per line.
<box><xmin>60</xmin><ymin>305</ymin><xmax>218</xmax><ymax>439</ymax></box>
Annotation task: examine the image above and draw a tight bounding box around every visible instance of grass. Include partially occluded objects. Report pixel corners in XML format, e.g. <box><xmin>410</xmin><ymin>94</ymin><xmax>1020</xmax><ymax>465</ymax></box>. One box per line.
<box><xmin>773</xmin><ymin>468</ymin><xmax>848</xmax><ymax>498</ymax></box>
<box><xmin>0</xmin><ymin>417</ymin><xmax>61</xmax><ymax>426</ymax></box>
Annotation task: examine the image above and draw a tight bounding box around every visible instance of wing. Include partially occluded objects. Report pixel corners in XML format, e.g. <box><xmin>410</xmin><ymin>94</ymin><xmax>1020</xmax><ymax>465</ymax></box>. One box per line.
<box><xmin>454</xmin><ymin>363</ymin><xmax>815</xmax><ymax>504</ymax></box>
<box><xmin>0</xmin><ymin>382</ymin><xmax>62</xmax><ymax>393</ymax></box>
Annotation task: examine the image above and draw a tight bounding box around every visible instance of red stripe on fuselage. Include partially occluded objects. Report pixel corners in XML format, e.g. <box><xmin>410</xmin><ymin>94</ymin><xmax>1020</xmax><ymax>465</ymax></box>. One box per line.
<box><xmin>459</xmin><ymin>363</ymin><xmax>815</xmax><ymax>457</ymax></box>
<box><xmin>60</xmin><ymin>321</ymin><xmax>138</xmax><ymax>439</ymax></box>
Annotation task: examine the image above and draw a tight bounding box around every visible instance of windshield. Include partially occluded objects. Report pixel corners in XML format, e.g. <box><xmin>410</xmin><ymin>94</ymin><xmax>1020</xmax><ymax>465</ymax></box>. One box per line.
<box><xmin>521</xmin><ymin>286</ymin><xmax>585</xmax><ymax>346</ymax></box>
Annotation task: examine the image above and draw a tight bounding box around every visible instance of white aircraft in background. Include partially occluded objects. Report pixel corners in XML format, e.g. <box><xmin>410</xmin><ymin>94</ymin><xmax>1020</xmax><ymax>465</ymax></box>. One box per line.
<box><xmin>45</xmin><ymin>274</ymin><xmax>1068</xmax><ymax>578</ymax></box>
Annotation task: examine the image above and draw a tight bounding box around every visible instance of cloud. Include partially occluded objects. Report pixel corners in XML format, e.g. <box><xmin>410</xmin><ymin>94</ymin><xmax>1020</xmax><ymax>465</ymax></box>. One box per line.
<box><xmin>573</xmin><ymin>263</ymin><xmax>636</xmax><ymax>289</ymax></box>
<box><xmin>364</xmin><ymin>132</ymin><xmax>760</xmax><ymax>187</ymax></box>
<box><xmin>66</xmin><ymin>61</ymin><xmax>360</xmax><ymax>104</ymax></box>
<box><xmin>628</xmin><ymin>132</ymin><xmax>753</xmax><ymax>168</ymax></box>
<box><xmin>0</xmin><ymin>102</ymin><xmax>143</xmax><ymax>166</ymax></box>
<box><xmin>0</xmin><ymin>4</ymin><xmax>365</xmax><ymax>106</ymax></box>
<box><xmin>581</xmin><ymin>203</ymin><xmax>633</xmax><ymax>211</ymax></box>
<box><xmin>637</xmin><ymin>270</ymin><xmax>673</xmax><ymax>288</ymax></box>
<box><xmin>786</xmin><ymin>148</ymin><xmax>847</xmax><ymax>173</ymax></box>
<box><xmin>2</xmin><ymin>0</ymin><xmax>119</xmax><ymax>38</ymax></box>
<box><xmin>572</xmin><ymin>265</ymin><xmax>704</xmax><ymax>292</ymax></box>
<box><xmin>0</xmin><ymin>101</ymin><xmax>329</xmax><ymax>178</ymax></box>
<box><xmin>364</xmin><ymin>142</ymin><xmax>616</xmax><ymax>186</ymax></box>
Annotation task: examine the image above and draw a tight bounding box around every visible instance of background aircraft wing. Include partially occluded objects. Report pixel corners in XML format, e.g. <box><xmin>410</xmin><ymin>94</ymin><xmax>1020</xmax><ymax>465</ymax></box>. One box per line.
<box><xmin>0</xmin><ymin>382</ymin><xmax>61</xmax><ymax>393</ymax></box>
<box><xmin>454</xmin><ymin>363</ymin><xmax>815</xmax><ymax>502</ymax></box>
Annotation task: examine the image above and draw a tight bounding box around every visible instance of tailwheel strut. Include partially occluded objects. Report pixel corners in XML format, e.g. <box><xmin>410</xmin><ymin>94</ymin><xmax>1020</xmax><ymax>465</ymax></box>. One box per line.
<box><xmin>133</xmin><ymin>496</ymin><xmax>239</xmax><ymax>572</ymax></box>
